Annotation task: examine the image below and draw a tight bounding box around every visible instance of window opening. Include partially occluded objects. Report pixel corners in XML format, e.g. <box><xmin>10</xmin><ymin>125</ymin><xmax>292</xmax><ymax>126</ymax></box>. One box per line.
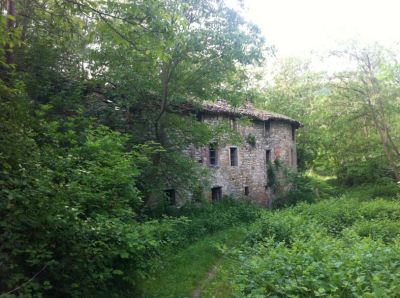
<box><xmin>196</xmin><ymin>113</ymin><xmax>203</xmax><ymax>122</ymax></box>
<box><xmin>266</xmin><ymin>149</ymin><xmax>271</xmax><ymax>162</ymax></box>
<box><xmin>264</xmin><ymin>121</ymin><xmax>271</xmax><ymax>136</ymax></box>
<box><xmin>209</xmin><ymin>143</ymin><xmax>217</xmax><ymax>166</ymax></box>
<box><xmin>244</xmin><ymin>186</ymin><xmax>249</xmax><ymax>196</ymax></box>
<box><xmin>164</xmin><ymin>189</ymin><xmax>176</xmax><ymax>205</ymax></box>
<box><xmin>230</xmin><ymin>147</ymin><xmax>238</xmax><ymax>166</ymax></box>
<box><xmin>291</xmin><ymin>148</ymin><xmax>294</xmax><ymax>166</ymax></box>
<box><xmin>230</xmin><ymin>117</ymin><xmax>238</xmax><ymax>131</ymax></box>
<box><xmin>211</xmin><ymin>187</ymin><xmax>222</xmax><ymax>201</ymax></box>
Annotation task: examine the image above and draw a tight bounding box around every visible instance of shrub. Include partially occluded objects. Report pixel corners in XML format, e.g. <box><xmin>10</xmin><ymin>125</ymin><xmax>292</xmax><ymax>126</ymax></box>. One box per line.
<box><xmin>233</xmin><ymin>233</ymin><xmax>400</xmax><ymax>297</ymax></box>
<box><xmin>0</xmin><ymin>125</ymin><xmax>184</xmax><ymax>297</ymax></box>
<box><xmin>232</xmin><ymin>197</ymin><xmax>400</xmax><ymax>297</ymax></box>
<box><xmin>267</xmin><ymin>164</ymin><xmax>318</xmax><ymax>209</ymax></box>
<box><xmin>173</xmin><ymin>198</ymin><xmax>260</xmax><ymax>242</ymax></box>
<box><xmin>245</xmin><ymin>210</ymin><xmax>323</xmax><ymax>245</ymax></box>
<box><xmin>349</xmin><ymin>219</ymin><xmax>400</xmax><ymax>242</ymax></box>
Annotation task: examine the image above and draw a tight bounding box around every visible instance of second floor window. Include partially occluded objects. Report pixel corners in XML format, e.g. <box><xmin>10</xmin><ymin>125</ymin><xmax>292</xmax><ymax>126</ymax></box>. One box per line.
<box><xmin>211</xmin><ymin>186</ymin><xmax>222</xmax><ymax>201</ymax></box>
<box><xmin>264</xmin><ymin>121</ymin><xmax>271</xmax><ymax>136</ymax></box>
<box><xmin>230</xmin><ymin>147</ymin><xmax>238</xmax><ymax>166</ymax></box>
<box><xmin>209</xmin><ymin>143</ymin><xmax>217</xmax><ymax>165</ymax></box>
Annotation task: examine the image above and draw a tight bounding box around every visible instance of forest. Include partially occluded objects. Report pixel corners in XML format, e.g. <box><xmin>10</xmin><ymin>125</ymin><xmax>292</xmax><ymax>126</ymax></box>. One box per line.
<box><xmin>0</xmin><ymin>0</ymin><xmax>399</xmax><ymax>297</ymax></box>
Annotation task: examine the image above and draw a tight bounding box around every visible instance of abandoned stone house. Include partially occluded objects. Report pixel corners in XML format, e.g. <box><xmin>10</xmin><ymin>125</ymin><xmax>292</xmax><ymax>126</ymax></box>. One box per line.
<box><xmin>167</xmin><ymin>100</ymin><xmax>302</xmax><ymax>207</ymax></box>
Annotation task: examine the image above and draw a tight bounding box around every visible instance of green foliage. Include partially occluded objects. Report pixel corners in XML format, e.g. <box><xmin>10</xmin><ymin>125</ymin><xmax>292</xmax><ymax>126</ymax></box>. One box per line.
<box><xmin>337</xmin><ymin>157</ymin><xmax>396</xmax><ymax>186</ymax></box>
<box><xmin>255</xmin><ymin>58</ymin><xmax>328</xmax><ymax>172</ymax></box>
<box><xmin>139</xmin><ymin>226</ymin><xmax>247</xmax><ymax>298</ymax></box>
<box><xmin>245</xmin><ymin>133</ymin><xmax>256</xmax><ymax>147</ymax></box>
<box><xmin>272</xmin><ymin>172</ymin><xmax>317</xmax><ymax>209</ymax></box>
<box><xmin>350</xmin><ymin>219</ymin><xmax>400</xmax><ymax>242</ymax></box>
<box><xmin>266</xmin><ymin>161</ymin><xmax>317</xmax><ymax>209</ymax></box>
<box><xmin>266</xmin><ymin>160</ymin><xmax>278</xmax><ymax>188</ymax></box>
<box><xmin>256</xmin><ymin>48</ymin><xmax>400</xmax><ymax>183</ymax></box>
<box><xmin>0</xmin><ymin>119</ymin><xmax>160</xmax><ymax>296</ymax></box>
<box><xmin>171</xmin><ymin>198</ymin><xmax>260</xmax><ymax>241</ymax></box>
<box><xmin>3</xmin><ymin>0</ymin><xmax>400</xmax><ymax>296</ymax></box>
<box><xmin>232</xmin><ymin>196</ymin><xmax>400</xmax><ymax>297</ymax></box>
<box><xmin>0</xmin><ymin>105</ymin><xmax>260</xmax><ymax>297</ymax></box>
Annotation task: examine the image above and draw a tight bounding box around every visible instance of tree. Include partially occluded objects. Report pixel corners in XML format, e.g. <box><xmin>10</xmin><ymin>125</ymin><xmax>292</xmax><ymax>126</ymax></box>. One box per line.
<box><xmin>255</xmin><ymin>58</ymin><xmax>329</xmax><ymax>172</ymax></box>
<box><xmin>332</xmin><ymin>42</ymin><xmax>400</xmax><ymax>181</ymax></box>
<box><xmin>88</xmin><ymin>0</ymin><xmax>265</xmax><ymax>143</ymax></box>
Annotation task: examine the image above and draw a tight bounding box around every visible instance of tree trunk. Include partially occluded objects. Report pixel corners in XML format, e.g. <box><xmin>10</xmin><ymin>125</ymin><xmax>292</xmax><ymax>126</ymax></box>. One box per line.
<box><xmin>359</xmin><ymin>54</ymin><xmax>400</xmax><ymax>180</ymax></box>
<box><xmin>5</xmin><ymin>0</ymin><xmax>16</xmax><ymax>66</ymax></box>
<box><xmin>155</xmin><ymin>61</ymin><xmax>174</xmax><ymax>146</ymax></box>
<box><xmin>364</xmin><ymin>92</ymin><xmax>400</xmax><ymax>181</ymax></box>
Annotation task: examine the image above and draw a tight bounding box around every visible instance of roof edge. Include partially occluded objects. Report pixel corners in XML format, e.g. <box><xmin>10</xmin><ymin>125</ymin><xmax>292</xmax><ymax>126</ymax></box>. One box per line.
<box><xmin>180</xmin><ymin>100</ymin><xmax>303</xmax><ymax>128</ymax></box>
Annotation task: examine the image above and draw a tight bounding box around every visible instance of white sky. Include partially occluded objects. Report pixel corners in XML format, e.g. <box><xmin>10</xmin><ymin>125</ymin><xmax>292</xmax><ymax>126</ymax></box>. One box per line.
<box><xmin>228</xmin><ymin>0</ymin><xmax>400</xmax><ymax>60</ymax></box>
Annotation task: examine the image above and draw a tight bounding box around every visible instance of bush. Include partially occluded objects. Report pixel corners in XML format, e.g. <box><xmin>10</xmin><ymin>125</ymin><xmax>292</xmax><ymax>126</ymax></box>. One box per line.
<box><xmin>173</xmin><ymin>198</ymin><xmax>260</xmax><ymax>242</ymax></box>
<box><xmin>0</xmin><ymin>125</ymin><xmax>186</xmax><ymax>297</ymax></box>
<box><xmin>346</xmin><ymin>182</ymin><xmax>400</xmax><ymax>200</ymax></box>
<box><xmin>349</xmin><ymin>219</ymin><xmax>400</xmax><ymax>242</ymax></box>
<box><xmin>231</xmin><ymin>196</ymin><xmax>400</xmax><ymax>297</ymax></box>
<box><xmin>272</xmin><ymin>174</ymin><xmax>317</xmax><ymax>209</ymax></box>
<box><xmin>267</xmin><ymin>163</ymin><xmax>318</xmax><ymax>209</ymax></box>
<box><xmin>233</xmin><ymin>233</ymin><xmax>400</xmax><ymax>297</ymax></box>
<box><xmin>336</xmin><ymin>158</ymin><xmax>396</xmax><ymax>186</ymax></box>
<box><xmin>245</xmin><ymin>210</ymin><xmax>323</xmax><ymax>245</ymax></box>
<box><xmin>293</xmin><ymin>197</ymin><xmax>362</xmax><ymax>235</ymax></box>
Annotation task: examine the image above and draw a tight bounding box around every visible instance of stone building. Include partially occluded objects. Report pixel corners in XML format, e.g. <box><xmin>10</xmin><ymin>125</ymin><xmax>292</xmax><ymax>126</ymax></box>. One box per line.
<box><xmin>180</xmin><ymin>100</ymin><xmax>302</xmax><ymax>206</ymax></box>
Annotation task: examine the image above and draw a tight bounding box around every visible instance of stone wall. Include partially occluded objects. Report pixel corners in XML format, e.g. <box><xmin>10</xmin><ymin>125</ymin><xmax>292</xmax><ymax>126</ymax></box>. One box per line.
<box><xmin>194</xmin><ymin>113</ymin><xmax>297</xmax><ymax>206</ymax></box>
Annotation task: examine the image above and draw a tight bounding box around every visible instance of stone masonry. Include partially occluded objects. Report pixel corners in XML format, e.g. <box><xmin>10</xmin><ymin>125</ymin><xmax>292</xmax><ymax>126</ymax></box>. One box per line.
<box><xmin>184</xmin><ymin>100</ymin><xmax>301</xmax><ymax>207</ymax></box>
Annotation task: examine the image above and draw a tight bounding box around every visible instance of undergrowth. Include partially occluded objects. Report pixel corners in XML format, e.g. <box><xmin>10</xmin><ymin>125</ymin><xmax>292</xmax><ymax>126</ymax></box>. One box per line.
<box><xmin>232</xmin><ymin>196</ymin><xmax>400</xmax><ymax>297</ymax></box>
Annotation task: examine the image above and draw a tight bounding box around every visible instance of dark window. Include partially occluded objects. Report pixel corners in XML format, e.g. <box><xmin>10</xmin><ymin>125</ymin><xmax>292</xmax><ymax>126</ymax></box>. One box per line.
<box><xmin>292</xmin><ymin>126</ymin><xmax>296</xmax><ymax>141</ymax></box>
<box><xmin>196</xmin><ymin>112</ymin><xmax>203</xmax><ymax>122</ymax></box>
<box><xmin>230</xmin><ymin>147</ymin><xmax>238</xmax><ymax>166</ymax></box>
<box><xmin>266</xmin><ymin>149</ymin><xmax>271</xmax><ymax>162</ymax></box>
<box><xmin>244</xmin><ymin>186</ymin><xmax>249</xmax><ymax>196</ymax></box>
<box><xmin>230</xmin><ymin>117</ymin><xmax>238</xmax><ymax>131</ymax></box>
<box><xmin>264</xmin><ymin>121</ymin><xmax>271</xmax><ymax>136</ymax></box>
<box><xmin>164</xmin><ymin>189</ymin><xmax>176</xmax><ymax>205</ymax></box>
<box><xmin>291</xmin><ymin>148</ymin><xmax>294</xmax><ymax>167</ymax></box>
<box><xmin>209</xmin><ymin>143</ymin><xmax>217</xmax><ymax>166</ymax></box>
<box><xmin>198</xmin><ymin>159</ymin><xmax>203</xmax><ymax>163</ymax></box>
<box><xmin>211</xmin><ymin>187</ymin><xmax>222</xmax><ymax>201</ymax></box>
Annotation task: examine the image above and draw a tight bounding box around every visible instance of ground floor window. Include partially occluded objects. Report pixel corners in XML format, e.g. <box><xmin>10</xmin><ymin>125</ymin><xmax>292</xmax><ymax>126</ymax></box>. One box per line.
<box><xmin>211</xmin><ymin>186</ymin><xmax>222</xmax><ymax>201</ymax></box>
<box><xmin>266</xmin><ymin>149</ymin><xmax>271</xmax><ymax>162</ymax></box>
<box><xmin>244</xmin><ymin>186</ymin><xmax>249</xmax><ymax>196</ymax></box>
<box><xmin>164</xmin><ymin>189</ymin><xmax>176</xmax><ymax>205</ymax></box>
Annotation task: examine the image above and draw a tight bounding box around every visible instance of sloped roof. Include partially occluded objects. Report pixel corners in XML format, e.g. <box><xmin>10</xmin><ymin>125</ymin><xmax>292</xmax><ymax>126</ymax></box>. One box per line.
<box><xmin>183</xmin><ymin>100</ymin><xmax>302</xmax><ymax>128</ymax></box>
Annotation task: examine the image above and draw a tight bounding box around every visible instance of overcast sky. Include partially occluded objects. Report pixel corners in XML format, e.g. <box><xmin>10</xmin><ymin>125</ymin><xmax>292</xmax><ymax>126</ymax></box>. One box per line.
<box><xmin>228</xmin><ymin>0</ymin><xmax>400</xmax><ymax>60</ymax></box>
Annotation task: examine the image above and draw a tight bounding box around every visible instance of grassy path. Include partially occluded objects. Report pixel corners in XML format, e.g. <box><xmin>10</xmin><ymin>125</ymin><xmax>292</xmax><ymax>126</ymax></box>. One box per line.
<box><xmin>139</xmin><ymin>226</ymin><xmax>247</xmax><ymax>298</ymax></box>
<box><xmin>192</xmin><ymin>258</ymin><xmax>221</xmax><ymax>298</ymax></box>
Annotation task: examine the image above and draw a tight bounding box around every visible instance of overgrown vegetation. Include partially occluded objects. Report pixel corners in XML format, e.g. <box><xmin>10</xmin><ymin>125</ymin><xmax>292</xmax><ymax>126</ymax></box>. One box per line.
<box><xmin>1</xmin><ymin>0</ymin><xmax>400</xmax><ymax>297</ymax></box>
<box><xmin>0</xmin><ymin>0</ymin><xmax>265</xmax><ymax>296</ymax></box>
<box><xmin>230</xmin><ymin>195</ymin><xmax>400</xmax><ymax>297</ymax></box>
<box><xmin>257</xmin><ymin>48</ymin><xmax>400</xmax><ymax>185</ymax></box>
<box><xmin>139</xmin><ymin>226</ymin><xmax>248</xmax><ymax>298</ymax></box>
